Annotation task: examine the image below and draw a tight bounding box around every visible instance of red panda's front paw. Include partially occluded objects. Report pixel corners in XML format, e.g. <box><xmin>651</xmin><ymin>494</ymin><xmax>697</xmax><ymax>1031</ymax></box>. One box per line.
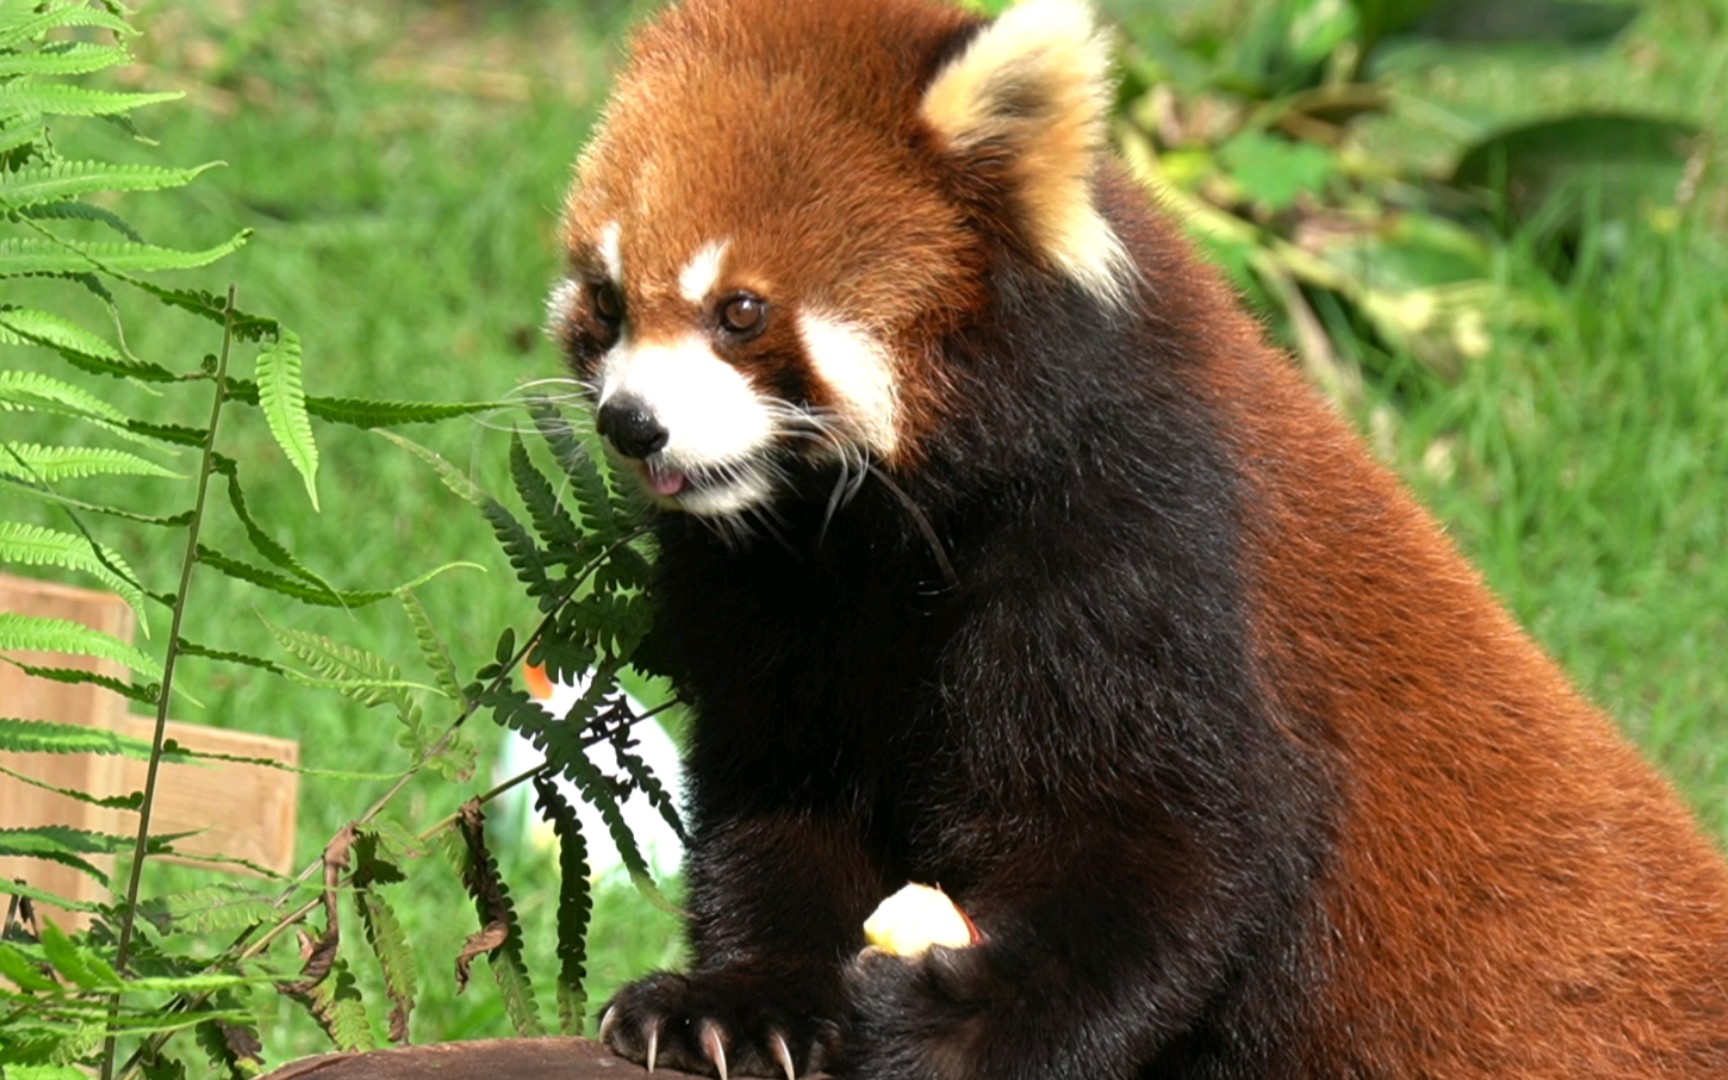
<box><xmin>842</xmin><ymin>945</ymin><xmax>997</xmax><ymax>1078</ymax></box>
<box><xmin>599</xmin><ymin>970</ymin><xmax>843</xmax><ymax>1080</ymax></box>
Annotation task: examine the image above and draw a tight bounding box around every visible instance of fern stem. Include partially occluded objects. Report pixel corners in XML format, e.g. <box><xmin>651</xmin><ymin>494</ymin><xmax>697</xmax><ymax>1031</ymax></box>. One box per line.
<box><xmin>100</xmin><ymin>287</ymin><xmax>238</xmax><ymax>1080</ymax></box>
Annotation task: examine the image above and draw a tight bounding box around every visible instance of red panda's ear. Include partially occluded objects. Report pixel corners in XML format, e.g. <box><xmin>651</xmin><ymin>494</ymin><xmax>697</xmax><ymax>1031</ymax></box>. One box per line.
<box><xmin>920</xmin><ymin>0</ymin><xmax>1131</xmax><ymax>304</ymax></box>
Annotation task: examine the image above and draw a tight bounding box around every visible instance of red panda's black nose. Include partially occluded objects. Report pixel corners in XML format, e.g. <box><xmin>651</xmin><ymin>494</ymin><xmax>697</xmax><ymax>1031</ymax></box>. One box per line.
<box><xmin>596</xmin><ymin>398</ymin><xmax>669</xmax><ymax>460</ymax></box>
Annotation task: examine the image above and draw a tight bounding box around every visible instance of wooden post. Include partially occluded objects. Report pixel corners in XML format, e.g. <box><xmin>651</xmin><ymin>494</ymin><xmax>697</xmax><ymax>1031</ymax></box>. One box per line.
<box><xmin>0</xmin><ymin>573</ymin><xmax>300</xmax><ymax>929</ymax></box>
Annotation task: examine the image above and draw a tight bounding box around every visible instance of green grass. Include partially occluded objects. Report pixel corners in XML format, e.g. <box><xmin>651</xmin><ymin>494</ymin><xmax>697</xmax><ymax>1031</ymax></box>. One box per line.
<box><xmin>1369</xmin><ymin>223</ymin><xmax>1728</xmax><ymax>837</ymax></box>
<box><xmin>4</xmin><ymin>0</ymin><xmax>1725</xmax><ymax>1068</ymax></box>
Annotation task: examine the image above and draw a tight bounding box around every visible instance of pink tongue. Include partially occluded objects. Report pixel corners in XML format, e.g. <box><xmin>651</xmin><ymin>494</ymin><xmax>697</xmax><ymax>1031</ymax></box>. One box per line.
<box><xmin>648</xmin><ymin>468</ymin><xmax>686</xmax><ymax>497</ymax></box>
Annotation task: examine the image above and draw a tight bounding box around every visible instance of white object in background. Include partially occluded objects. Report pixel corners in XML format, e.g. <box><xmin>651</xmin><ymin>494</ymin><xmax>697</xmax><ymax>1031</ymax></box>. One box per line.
<box><xmin>496</xmin><ymin>663</ymin><xmax>686</xmax><ymax>878</ymax></box>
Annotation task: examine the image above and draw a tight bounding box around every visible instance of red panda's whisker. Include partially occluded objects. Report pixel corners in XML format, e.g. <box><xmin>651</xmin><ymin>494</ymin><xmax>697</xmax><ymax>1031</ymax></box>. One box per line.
<box><xmin>866</xmin><ymin>464</ymin><xmax>957</xmax><ymax>590</ymax></box>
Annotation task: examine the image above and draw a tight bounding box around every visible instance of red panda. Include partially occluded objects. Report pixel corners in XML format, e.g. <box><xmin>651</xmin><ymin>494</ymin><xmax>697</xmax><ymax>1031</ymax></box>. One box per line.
<box><xmin>546</xmin><ymin>0</ymin><xmax>1728</xmax><ymax>1076</ymax></box>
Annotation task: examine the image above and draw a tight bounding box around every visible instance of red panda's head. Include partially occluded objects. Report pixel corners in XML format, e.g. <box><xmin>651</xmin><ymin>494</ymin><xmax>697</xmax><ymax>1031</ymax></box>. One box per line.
<box><xmin>550</xmin><ymin>0</ymin><xmax>1132</xmax><ymax>522</ymax></box>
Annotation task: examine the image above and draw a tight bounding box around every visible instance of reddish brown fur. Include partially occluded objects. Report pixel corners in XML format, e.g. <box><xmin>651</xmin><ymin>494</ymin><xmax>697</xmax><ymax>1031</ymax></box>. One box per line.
<box><xmin>562</xmin><ymin>0</ymin><xmax>995</xmax><ymax>461</ymax></box>
<box><xmin>1100</xmin><ymin>170</ymin><xmax>1728</xmax><ymax>1072</ymax></box>
<box><xmin>564</xmin><ymin>1</ymin><xmax>1728</xmax><ymax>1075</ymax></box>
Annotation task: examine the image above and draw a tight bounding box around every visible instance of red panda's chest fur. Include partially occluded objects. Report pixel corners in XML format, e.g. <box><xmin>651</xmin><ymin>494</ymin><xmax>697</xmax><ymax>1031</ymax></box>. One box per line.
<box><xmin>564</xmin><ymin>1</ymin><xmax>1728</xmax><ymax>1076</ymax></box>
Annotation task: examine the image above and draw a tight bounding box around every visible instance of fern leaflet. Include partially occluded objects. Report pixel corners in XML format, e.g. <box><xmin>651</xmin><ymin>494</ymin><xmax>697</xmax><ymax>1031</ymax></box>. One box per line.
<box><xmin>0</xmin><ymin>611</ymin><xmax>162</xmax><ymax>680</ymax></box>
<box><xmin>0</xmin><ymin>369</ymin><xmax>128</xmax><ymax>422</ymax></box>
<box><xmin>533</xmin><ymin>775</ymin><xmax>593</xmax><ymax>1035</ymax></box>
<box><xmin>0</xmin><ymin>42</ymin><xmax>131</xmax><ymax>79</ymax></box>
<box><xmin>0</xmin><ymin>521</ymin><xmax>148</xmax><ymax>626</ymax></box>
<box><xmin>510</xmin><ymin>434</ymin><xmax>584</xmax><ymax>565</ymax></box>
<box><xmin>0</xmin><ymin>232</ymin><xmax>249</xmax><ymax>277</ymax></box>
<box><xmin>1</xmin><ymin>442</ymin><xmax>181</xmax><ymax>482</ymax></box>
<box><xmin>255</xmin><ymin>330</ymin><xmax>319</xmax><ymax>509</ymax></box>
<box><xmin>0</xmin><ymin>161</ymin><xmax>219</xmax><ymax>212</ymax></box>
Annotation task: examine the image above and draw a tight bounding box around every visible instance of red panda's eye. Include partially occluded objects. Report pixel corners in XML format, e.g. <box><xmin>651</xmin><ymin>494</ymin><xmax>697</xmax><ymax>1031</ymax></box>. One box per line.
<box><xmin>592</xmin><ymin>282</ymin><xmax>624</xmax><ymax>324</ymax></box>
<box><xmin>718</xmin><ymin>293</ymin><xmax>767</xmax><ymax>339</ymax></box>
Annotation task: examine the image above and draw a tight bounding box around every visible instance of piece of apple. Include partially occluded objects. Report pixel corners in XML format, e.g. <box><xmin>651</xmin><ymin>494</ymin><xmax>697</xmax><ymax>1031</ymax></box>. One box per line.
<box><xmin>862</xmin><ymin>883</ymin><xmax>982</xmax><ymax>957</ymax></box>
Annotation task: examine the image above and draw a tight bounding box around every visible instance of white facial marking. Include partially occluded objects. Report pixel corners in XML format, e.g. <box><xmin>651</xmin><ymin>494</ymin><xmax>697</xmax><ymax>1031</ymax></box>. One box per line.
<box><xmin>544</xmin><ymin>277</ymin><xmax>579</xmax><ymax>340</ymax></box>
<box><xmin>678</xmin><ymin>240</ymin><xmax>730</xmax><ymax>305</ymax></box>
<box><xmin>598</xmin><ymin>334</ymin><xmax>776</xmax><ymax>513</ymax></box>
<box><xmin>599</xmin><ymin>221</ymin><xmax>622</xmax><ymax>284</ymax></box>
<box><xmin>798</xmin><ymin>312</ymin><xmax>900</xmax><ymax>457</ymax></box>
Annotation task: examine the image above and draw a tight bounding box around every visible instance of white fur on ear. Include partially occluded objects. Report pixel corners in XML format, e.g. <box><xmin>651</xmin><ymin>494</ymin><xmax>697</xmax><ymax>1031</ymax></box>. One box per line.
<box><xmin>920</xmin><ymin>0</ymin><xmax>1132</xmax><ymax>305</ymax></box>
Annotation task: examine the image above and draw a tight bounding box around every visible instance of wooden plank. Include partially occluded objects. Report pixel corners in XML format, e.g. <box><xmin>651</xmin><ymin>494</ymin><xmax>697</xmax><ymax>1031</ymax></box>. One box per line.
<box><xmin>1</xmin><ymin>572</ymin><xmax>302</xmax><ymax>941</ymax></box>
<box><xmin>0</xmin><ymin>573</ymin><xmax>135</xmax><ymax>930</ymax></box>
<box><xmin>115</xmin><ymin>716</ymin><xmax>299</xmax><ymax>875</ymax></box>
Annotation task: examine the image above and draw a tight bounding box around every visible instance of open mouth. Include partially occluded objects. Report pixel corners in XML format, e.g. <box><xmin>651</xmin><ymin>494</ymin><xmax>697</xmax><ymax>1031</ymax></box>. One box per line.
<box><xmin>635</xmin><ymin>460</ymin><xmax>688</xmax><ymax>498</ymax></box>
<box><xmin>626</xmin><ymin>455</ymin><xmax>769</xmax><ymax>515</ymax></box>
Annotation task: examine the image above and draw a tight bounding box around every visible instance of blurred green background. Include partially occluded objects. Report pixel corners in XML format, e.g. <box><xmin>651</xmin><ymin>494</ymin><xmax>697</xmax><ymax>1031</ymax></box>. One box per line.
<box><xmin>7</xmin><ymin>0</ymin><xmax>1726</xmax><ymax>1066</ymax></box>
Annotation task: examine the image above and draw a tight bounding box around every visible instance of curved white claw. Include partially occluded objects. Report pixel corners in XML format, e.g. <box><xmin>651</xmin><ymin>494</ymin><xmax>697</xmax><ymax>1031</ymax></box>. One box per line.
<box><xmin>598</xmin><ymin>1006</ymin><xmax>618</xmax><ymax>1046</ymax></box>
<box><xmin>769</xmin><ymin>1030</ymin><xmax>797</xmax><ymax>1080</ymax></box>
<box><xmin>699</xmin><ymin>1021</ymin><xmax>729</xmax><ymax>1080</ymax></box>
<box><xmin>646</xmin><ymin>1020</ymin><xmax>660</xmax><ymax>1073</ymax></box>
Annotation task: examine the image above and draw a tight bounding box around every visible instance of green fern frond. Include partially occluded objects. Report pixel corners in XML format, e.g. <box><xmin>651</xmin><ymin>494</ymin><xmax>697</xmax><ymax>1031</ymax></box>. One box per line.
<box><xmin>1</xmin><ymin>305</ymin><xmax>124</xmax><ymax>362</ymax></box>
<box><xmin>0</xmin><ymin>521</ymin><xmax>149</xmax><ymax>628</ymax></box>
<box><xmin>532</xmin><ymin>775</ymin><xmax>593</xmax><ymax>1034</ymax></box>
<box><xmin>0</xmin><ymin>657</ymin><xmax>158</xmax><ymax>705</ymax></box>
<box><xmin>22</xmin><ymin>198</ymin><xmax>148</xmax><ymax>241</ymax></box>
<box><xmin>528</xmin><ymin>633</ymin><xmax>598</xmax><ymax>689</ymax></box>
<box><xmin>262</xmin><ymin>618</ymin><xmax>405</xmax><ymax>705</ymax></box>
<box><xmin>0</xmin><ymin>442</ymin><xmax>181</xmax><ymax>482</ymax></box>
<box><xmin>303</xmin><ymin>395</ymin><xmax>512</xmax><ymax>428</ymax></box>
<box><xmin>124</xmin><ymin>420</ymin><xmax>209</xmax><ymax>446</ymax></box>
<box><xmin>398</xmin><ymin>589</ymin><xmax>464</xmax><ymax>704</ymax></box>
<box><xmin>0</xmin><ymin>824</ymin><xmax>175</xmax><ymax>885</ymax></box>
<box><xmin>485</xmin><ymin>496</ymin><xmax>554</xmax><ymax>606</ymax></box>
<box><xmin>0</xmin><ymin>370</ymin><xmax>127</xmax><ymax>422</ymax></box>
<box><xmin>0</xmin><ymin>111</ymin><xmax>46</xmax><ymax>157</ymax></box>
<box><xmin>0</xmin><ymin>3</ymin><xmax>133</xmax><ymax>49</ymax></box>
<box><xmin>615</xmin><ymin>742</ymin><xmax>688</xmax><ymax>845</ymax></box>
<box><xmin>0</xmin><ymin>161</ymin><xmax>219</xmax><ymax>212</ymax></box>
<box><xmin>510</xmin><ymin>435</ymin><xmax>584</xmax><ymax>563</ymax></box>
<box><xmin>0</xmin><ymin>716</ymin><xmax>174</xmax><ymax>760</ymax></box>
<box><xmin>0</xmin><ymin>232</ymin><xmax>249</xmax><ymax>277</ymax></box>
<box><xmin>0</xmin><ymin>475</ymin><xmax>195</xmax><ymax>526</ymax></box>
<box><xmin>212</xmin><ymin>456</ymin><xmax>341</xmax><ymax>598</ymax></box>
<box><xmin>39</xmin><ymin>919</ymin><xmax>123</xmax><ymax>990</ymax></box>
<box><xmin>301</xmin><ymin>962</ymin><xmax>376</xmax><ymax>1053</ymax></box>
<box><xmin>133</xmin><ymin>885</ymin><xmax>278</xmax><ymax>936</ymax></box>
<box><xmin>593</xmin><ymin>542</ymin><xmax>651</xmax><ymax>594</ymax></box>
<box><xmin>558</xmin><ymin>747</ymin><xmax>678</xmax><ymax>915</ymax></box>
<box><xmin>0</xmin><ymin>760</ymin><xmax>141</xmax><ymax>811</ymax></box>
<box><xmin>0</xmin><ymin>41</ymin><xmax>131</xmax><ymax>79</ymax></box>
<box><xmin>352</xmin><ymin>833</ymin><xmax>417</xmax><ymax>1043</ymax></box>
<box><xmin>0</xmin><ymin>940</ymin><xmax>61</xmax><ymax>994</ymax></box>
<box><xmin>0</xmin><ymin>610</ymin><xmax>162</xmax><ymax>681</ymax></box>
<box><xmin>0</xmin><ymin>84</ymin><xmax>179</xmax><ymax>121</ymax></box>
<box><xmin>355</xmin><ymin>886</ymin><xmax>416</xmax><ymax>1043</ymax></box>
<box><xmin>504</xmin><ymin>667</ymin><xmax>678</xmax><ymax>913</ymax></box>
<box><xmin>196</xmin><ymin>545</ymin><xmax>478</xmax><ymax>607</ymax></box>
<box><xmin>0</xmin><ymin>369</ymin><xmax>166</xmax><ymax>447</ymax></box>
<box><xmin>172</xmin><ymin>639</ymin><xmax>286</xmax><ymax>676</ymax></box>
<box><xmin>375</xmin><ymin>429</ymin><xmax>487</xmax><ymax>507</ymax></box>
<box><xmin>0</xmin><ymin>876</ymin><xmax>104</xmax><ymax>917</ymax></box>
<box><xmin>255</xmin><ymin>330</ymin><xmax>319</xmax><ymax>509</ymax></box>
<box><xmin>122</xmin><ymin>283</ymin><xmax>281</xmax><ymax>342</ymax></box>
<box><xmin>224</xmin><ymin>379</ymin><xmax>513</xmax><ymax>427</ymax></box>
<box><xmin>530</xmin><ymin>402</ymin><xmax>618</xmax><ymax>539</ymax></box>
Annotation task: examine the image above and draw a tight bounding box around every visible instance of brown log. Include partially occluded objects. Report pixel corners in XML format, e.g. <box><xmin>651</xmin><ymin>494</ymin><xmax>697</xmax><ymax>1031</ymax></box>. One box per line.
<box><xmin>262</xmin><ymin>1037</ymin><xmax>674</xmax><ymax>1079</ymax></box>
